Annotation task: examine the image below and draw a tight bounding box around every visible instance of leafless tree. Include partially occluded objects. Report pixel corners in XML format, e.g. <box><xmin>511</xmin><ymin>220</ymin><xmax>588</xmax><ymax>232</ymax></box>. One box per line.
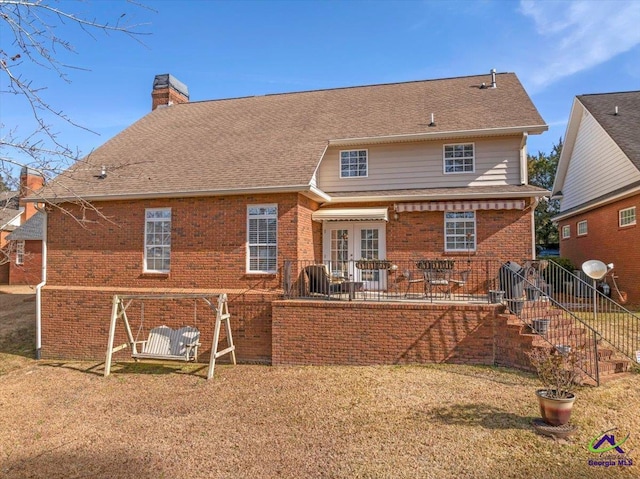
<box><xmin>0</xmin><ymin>0</ymin><xmax>150</xmax><ymax>265</ymax></box>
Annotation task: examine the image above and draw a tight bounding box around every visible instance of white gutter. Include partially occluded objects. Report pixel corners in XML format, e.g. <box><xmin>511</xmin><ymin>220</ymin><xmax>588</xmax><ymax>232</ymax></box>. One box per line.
<box><xmin>531</xmin><ymin>197</ymin><xmax>538</xmax><ymax>259</ymax></box>
<box><xmin>552</xmin><ymin>184</ymin><xmax>640</xmax><ymax>222</ymax></box>
<box><xmin>325</xmin><ymin>189</ymin><xmax>549</xmax><ymax>204</ymax></box>
<box><xmin>25</xmin><ymin>183</ymin><xmax>322</xmax><ymax>204</ymax></box>
<box><xmin>328</xmin><ymin>125</ymin><xmax>548</xmax><ymax>147</ymax></box>
<box><xmin>520</xmin><ymin>132</ymin><xmax>528</xmax><ymax>185</ymax></box>
<box><xmin>34</xmin><ymin>206</ymin><xmax>47</xmax><ymax>360</ymax></box>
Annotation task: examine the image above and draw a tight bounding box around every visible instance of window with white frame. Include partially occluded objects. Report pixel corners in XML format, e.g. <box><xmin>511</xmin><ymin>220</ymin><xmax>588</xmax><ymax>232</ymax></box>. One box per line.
<box><xmin>562</xmin><ymin>225</ymin><xmax>570</xmax><ymax>239</ymax></box>
<box><xmin>444</xmin><ymin>143</ymin><xmax>474</xmax><ymax>173</ymax></box>
<box><xmin>144</xmin><ymin>208</ymin><xmax>171</xmax><ymax>273</ymax></box>
<box><xmin>445</xmin><ymin>211</ymin><xmax>476</xmax><ymax>251</ymax></box>
<box><xmin>247</xmin><ymin>204</ymin><xmax>277</xmax><ymax>273</ymax></box>
<box><xmin>619</xmin><ymin>206</ymin><xmax>636</xmax><ymax>227</ymax></box>
<box><xmin>577</xmin><ymin>220</ymin><xmax>588</xmax><ymax>236</ymax></box>
<box><xmin>340</xmin><ymin>150</ymin><xmax>368</xmax><ymax>178</ymax></box>
<box><xmin>15</xmin><ymin>240</ymin><xmax>25</xmax><ymax>265</ymax></box>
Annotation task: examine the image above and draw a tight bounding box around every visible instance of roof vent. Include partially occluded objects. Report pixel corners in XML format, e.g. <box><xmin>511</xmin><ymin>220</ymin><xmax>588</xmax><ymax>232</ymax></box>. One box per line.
<box><xmin>429</xmin><ymin>113</ymin><xmax>436</xmax><ymax>127</ymax></box>
<box><xmin>490</xmin><ymin>69</ymin><xmax>497</xmax><ymax>89</ymax></box>
<box><xmin>615</xmin><ymin>106</ymin><xmax>619</xmax><ymax>115</ymax></box>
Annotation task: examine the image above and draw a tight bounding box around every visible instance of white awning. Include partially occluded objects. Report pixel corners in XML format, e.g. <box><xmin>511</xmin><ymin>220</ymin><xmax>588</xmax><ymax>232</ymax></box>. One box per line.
<box><xmin>395</xmin><ymin>200</ymin><xmax>526</xmax><ymax>213</ymax></box>
<box><xmin>312</xmin><ymin>207</ymin><xmax>389</xmax><ymax>222</ymax></box>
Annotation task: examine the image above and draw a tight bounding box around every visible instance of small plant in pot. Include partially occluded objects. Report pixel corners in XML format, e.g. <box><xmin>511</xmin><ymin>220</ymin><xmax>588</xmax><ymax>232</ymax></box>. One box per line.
<box><xmin>527</xmin><ymin>347</ymin><xmax>583</xmax><ymax>426</ymax></box>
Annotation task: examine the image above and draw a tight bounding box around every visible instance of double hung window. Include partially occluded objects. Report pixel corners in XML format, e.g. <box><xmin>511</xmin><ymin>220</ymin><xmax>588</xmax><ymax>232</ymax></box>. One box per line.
<box><xmin>619</xmin><ymin>207</ymin><xmax>636</xmax><ymax>227</ymax></box>
<box><xmin>445</xmin><ymin>211</ymin><xmax>476</xmax><ymax>251</ymax></box>
<box><xmin>444</xmin><ymin>143</ymin><xmax>474</xmax><ymax>173</ymax></box>
<box><xmin>340</xmin><ymin>150</ymin><xmax>368</xmax><ymax>178</ymax></box>
<box><xmin>247</xmin><ymin>205</ymin><xmax>278</xmax><ymax>273</ymax></box>
<box><xmin>144</xmin><ymin>208</ymin><xmax>171</xmax><ymax>273</ymax></box>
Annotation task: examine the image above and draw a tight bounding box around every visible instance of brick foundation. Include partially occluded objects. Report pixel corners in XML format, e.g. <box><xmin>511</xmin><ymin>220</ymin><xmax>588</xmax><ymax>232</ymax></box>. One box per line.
<box><xmin>41</xmin><ymin>287</ymin><xmax>274</xmax><ymax>363</ymax></box>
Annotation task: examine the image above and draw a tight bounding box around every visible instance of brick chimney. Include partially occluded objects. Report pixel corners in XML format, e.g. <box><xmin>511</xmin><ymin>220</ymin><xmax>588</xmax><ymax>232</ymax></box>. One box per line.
<box><xmin>151</xmin><ymin>74</ymin><xmax>189</xmax><ymax>111</ymax></box>
<box><xmin>19</xmin><ymin>167</ymin><xmax>44</xmax><ymax>223</ymax></box>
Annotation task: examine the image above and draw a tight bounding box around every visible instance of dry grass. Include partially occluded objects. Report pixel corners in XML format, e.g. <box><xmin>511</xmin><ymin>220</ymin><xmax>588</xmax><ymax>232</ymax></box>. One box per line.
<box><xmin>0</xmin><ymin>293</ymin><xmax>639</xmax><ymax>478</ymax></box>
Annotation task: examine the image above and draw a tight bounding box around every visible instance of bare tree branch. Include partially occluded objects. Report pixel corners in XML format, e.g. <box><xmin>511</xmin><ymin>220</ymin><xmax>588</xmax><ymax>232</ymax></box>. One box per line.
<box><xmin>0</xmin><ymin>0</ymin><xmax>151</xmax><ymax>231</ymax></box>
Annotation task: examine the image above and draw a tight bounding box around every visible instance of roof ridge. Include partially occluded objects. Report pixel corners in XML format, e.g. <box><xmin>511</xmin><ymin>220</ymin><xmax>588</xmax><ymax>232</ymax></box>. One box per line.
<box><xmin>171</xmin><ymin>71</ymin><xmax>516</xmax><ymax>106</ymax></box>
<box><xmin>578</xmin><ymin>90</ymin><xmax>640</xmax><ymax>98</ymax></box>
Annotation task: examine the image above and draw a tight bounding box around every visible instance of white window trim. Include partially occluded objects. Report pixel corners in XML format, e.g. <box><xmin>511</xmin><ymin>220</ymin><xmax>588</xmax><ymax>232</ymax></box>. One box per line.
<box><xmin>443</xmin><ymin>142</ymin><xmax>475</xmax><ymax>175</ymax></box>
<box><xmin>144</xmin><ymin>207</ymin><xmax>171</xmax><ymax>273</ymax></box>
<box><xmin>15</xmin><ymin>240</ymin><xmax>25</xmax><ymax>265</ymax></box>
<box><xmin>339</xmin><ymin>149</ymin><xmax>369</xmax><ymax>179</ymax></box>
<box><xmin>562</xmin><ymin>225</ymin><xmax>570</xmax><ymax>239</ymax></box>
<box><xmin>619</xmin><ymin>206</ymin><xmax>636</xmax><ymax>227</ymax></box>
<box><xmin>246</xmin><ymin>204</ymin><xmax>278</xmax><ymax>274</ymax></box>
<box><xmin>577</xmin><ymin>220</ymin><xmax>588</xmax><ymax>236</ymax></box>
<box><xmin>444</xmin><ymin>211</ymin><xmax>477</xmax><ymax>252</ymax></box>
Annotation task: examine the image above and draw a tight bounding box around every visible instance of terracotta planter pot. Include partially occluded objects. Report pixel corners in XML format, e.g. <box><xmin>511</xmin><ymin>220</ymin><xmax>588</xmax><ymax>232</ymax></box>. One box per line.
<box><xmin>536</xmin><ymin>389</ymin><xmax>576</xmax><ymax>426</ymax></box>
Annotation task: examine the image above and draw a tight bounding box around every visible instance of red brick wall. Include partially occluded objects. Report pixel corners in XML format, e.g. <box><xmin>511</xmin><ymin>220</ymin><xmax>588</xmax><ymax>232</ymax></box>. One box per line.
<box><xmin>0</xmin><ymin>263</ymin><xmax>8</xmax><ymax>284</ymax></box>
<box><xmin>46</xmin><ymin>193</ymin><xmax>303</xmax><ymax>290</ymax></box>
<box><xmin>559</xmin><ymin>194</ymin><xmax>639</xmax><ymax>306</ymax></box>
<box><xmin>9</xmin><ymin>240</ymin><xmax>42</xmax><ymax>285</ymax></box>
<box><xmin>388</xmin><ymin>203</ymin><xmax>534</xmax><ymax>262</ymax></box>
<box><xmin>272</xmin><ymin>300</ymin><xmax>503</xmax><ymax>366</ymax></box>
<box><xmin>41</xmin><ymin>288</ymin><xmax>274</xmax><ymax>362</ymax></box>
<box><xmin>41</xmin><ymin>193</ymin><xmax>536</xmax><ymax>362</ymax></box>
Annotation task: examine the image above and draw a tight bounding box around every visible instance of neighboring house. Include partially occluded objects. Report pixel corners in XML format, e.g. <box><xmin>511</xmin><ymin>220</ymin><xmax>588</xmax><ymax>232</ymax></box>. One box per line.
<box><xmin>0</xmin><ymin>168</ymin><xmax>45</xmax><ymax>285</ymax></box>
<box><xmin>0</xmin><ymin>202</ymin><xmax>21</xmax><ymax>283</ymax></box>
<box><xmin>33</xmin><ymin>71</ymin><xmax>549</xmax><ymax>364</ymax></box>
<box><xmin>0</xmin><ymin>204</ymin><xmax>21</xmax><ymax>248</ymax></box>
<box><xmin>6</xmin><ymin>212</ymin><xmax>44</xmax><ymax>285</ymax></box>
<box><xmin>552</xmin><ymin>91</ymin><xmax>640</xmax><ymax>306</ymax></box>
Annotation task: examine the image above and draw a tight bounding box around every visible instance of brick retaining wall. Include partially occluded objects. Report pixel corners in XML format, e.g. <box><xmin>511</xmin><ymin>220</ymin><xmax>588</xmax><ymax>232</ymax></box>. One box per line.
<box><xmin>41</xmin><ymin>287</ymin><xmax>274</xmax><ymax>363</ymax></box>
<box><xmin>272</xmin><ymin>300</ymin><xmax>510</xmax><ymax>366</ymax></box>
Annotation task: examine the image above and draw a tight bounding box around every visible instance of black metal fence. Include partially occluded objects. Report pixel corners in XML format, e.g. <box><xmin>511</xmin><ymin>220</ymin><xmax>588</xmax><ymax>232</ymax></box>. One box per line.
<box><xmin>283</xmin><ymin>258</ymin><xmax>505</xmax><ymax>303</ymax></box>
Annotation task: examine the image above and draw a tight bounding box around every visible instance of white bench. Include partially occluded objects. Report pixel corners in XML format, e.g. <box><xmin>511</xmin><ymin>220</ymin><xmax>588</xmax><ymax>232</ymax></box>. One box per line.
<box><xmin>132</xmin><ymin>325</ymin><xmax>200</xmax><ymax>362</ymax></box>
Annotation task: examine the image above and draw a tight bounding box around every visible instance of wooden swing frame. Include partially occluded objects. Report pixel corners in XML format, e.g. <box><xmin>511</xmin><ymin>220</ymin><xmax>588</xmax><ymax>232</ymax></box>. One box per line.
<box><xmin>104</xmin><ymin>293</ymin><xmax>236</xmax><ymax>380</ymax></box>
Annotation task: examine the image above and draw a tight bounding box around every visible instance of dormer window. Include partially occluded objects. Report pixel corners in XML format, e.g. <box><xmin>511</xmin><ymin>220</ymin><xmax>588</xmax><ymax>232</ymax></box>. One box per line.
<box><xmin>444</xmin><ymin>143</ymin><xmax>474</xmax><ymax>173</ymax></box>
<box><xmin>340</xmin><ymin>149</ymin><xmax>368</xmax><ymax>178</ymax></box>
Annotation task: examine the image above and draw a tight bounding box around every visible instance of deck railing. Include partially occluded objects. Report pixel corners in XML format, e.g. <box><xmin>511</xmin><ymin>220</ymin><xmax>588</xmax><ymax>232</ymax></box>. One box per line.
<box><xmin>540</xmin><ymin>260</ymin><xmax>640</xmax><ymax>366</ymax></box>
<box><xmin>283</xmin><ymin>258</ymin><xmax>505</xmax><ymax>303</ymax></box>
<box><xmin>498</xmin><ymin>259</ymin><xmax>640</xmax><ymax>385</ymax></box>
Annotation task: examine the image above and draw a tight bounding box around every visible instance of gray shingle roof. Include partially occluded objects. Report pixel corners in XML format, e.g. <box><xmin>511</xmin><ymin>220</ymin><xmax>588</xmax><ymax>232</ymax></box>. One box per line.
<box><xmin>7</xmin><ymin>212</ymin><xmax>44</xmax><ymax>240</ymax></box>
<box><xmin>578</xmin><ymin>91</ymin><xmax>640</xmax><ymax>172</ymax></box>
<box><xmin>43</xmin><ymin>72</ymin><xmax>546</xmax><ymax>200</ymax></box>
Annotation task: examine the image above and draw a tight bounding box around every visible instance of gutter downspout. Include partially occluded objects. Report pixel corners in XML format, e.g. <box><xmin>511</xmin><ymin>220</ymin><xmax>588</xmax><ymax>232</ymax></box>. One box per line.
<box><xmin>520</xmin><ymin>132</ymin><xmax>528</xmax><ymax>185</ymax></box>
<box><xmin>34</xmin><ymin>206</ymin><xmax>47</xmax><ymax>360</ymax></box>
<box><xmin>531</xmin><ymin>197</ymin><xmax>538</xmax><ymax>259</ymax></box>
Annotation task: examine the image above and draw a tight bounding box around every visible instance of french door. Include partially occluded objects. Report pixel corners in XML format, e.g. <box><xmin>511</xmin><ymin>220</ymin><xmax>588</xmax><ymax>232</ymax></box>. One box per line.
<box><xmin>322</xmin><ymin>222</ymin><xmax>386</xmax><ymax>290</ymax></box>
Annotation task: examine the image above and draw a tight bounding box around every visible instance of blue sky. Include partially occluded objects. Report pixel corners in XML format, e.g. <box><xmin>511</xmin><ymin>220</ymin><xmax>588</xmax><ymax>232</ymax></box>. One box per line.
<box><xmin>2</xmin><ymin>0</ymin><xmax>640</xmax><ymax>171</ymax></box>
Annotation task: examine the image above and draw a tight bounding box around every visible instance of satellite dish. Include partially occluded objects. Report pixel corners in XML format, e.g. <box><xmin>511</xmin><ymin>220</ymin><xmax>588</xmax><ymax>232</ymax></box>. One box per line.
<box><xmin>582</xmin><ymin>260</ymin><xmax>608</xmax><ymax>280</ymax></box>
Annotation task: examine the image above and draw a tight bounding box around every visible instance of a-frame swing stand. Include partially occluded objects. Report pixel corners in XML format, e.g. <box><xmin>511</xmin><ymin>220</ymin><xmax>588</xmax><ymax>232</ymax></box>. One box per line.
<box><xmin>104</xmin><ymin>293</ymin><xmax>236</xmax><ymax>380</ymax></box>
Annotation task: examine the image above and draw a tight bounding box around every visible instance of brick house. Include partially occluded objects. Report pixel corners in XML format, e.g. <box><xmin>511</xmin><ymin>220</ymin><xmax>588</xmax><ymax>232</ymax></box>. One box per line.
<box><xmin>0</xmin><ymin>168</ymin><xmax>45</xmax><ymax>284</ymax></box>
<box><xmin>6</xmin><ymin>212</ymin><xmax>44</xmax><ymax>285</ymax></box>
<box><xmin>552</xmin><ymin>91</ymin><xmax>640</xmax><ymax>306</ymax></box>
<box><xmin>33</xmin><ymin>71</ymin><xmax>549</xmax><ymax>366</ymax></box>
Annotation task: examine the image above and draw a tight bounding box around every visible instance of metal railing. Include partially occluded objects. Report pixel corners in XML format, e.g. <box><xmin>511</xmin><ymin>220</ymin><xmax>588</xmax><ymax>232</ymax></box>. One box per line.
<box><xmin>541</xmin><ymin>260</ymin><xmax>640</xmax><ymax>366</ymax></box>
<box><xmin>498</xmin><ymin>259</ymin><xmax>640</xmax><ymax>385</ymax></box>
<box><xmin>283</xmin><ymin>258</ymin><xmax>505</xmax><ymax>303</ymax></box>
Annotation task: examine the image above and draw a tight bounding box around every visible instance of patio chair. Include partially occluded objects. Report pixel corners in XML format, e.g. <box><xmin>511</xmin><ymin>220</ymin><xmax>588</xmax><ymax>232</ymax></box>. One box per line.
<box><xmin>403</xmin><ymin>269</ymin><xmax>425</xmax><ymax>298</ymax></box>
<box><xmin>304</xmin><ymin>264</ymin><xmax>350</xmax><ymax>297</ymax></box>
<box><xmin>424</xmin><ymin>267</ymin><xmax>452</xmax><ymax>300</ymax></box>
<box><xmin>450</xmin><ymin>269</ymin><xmax>470</xmax><ymax>294</ymax></box>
